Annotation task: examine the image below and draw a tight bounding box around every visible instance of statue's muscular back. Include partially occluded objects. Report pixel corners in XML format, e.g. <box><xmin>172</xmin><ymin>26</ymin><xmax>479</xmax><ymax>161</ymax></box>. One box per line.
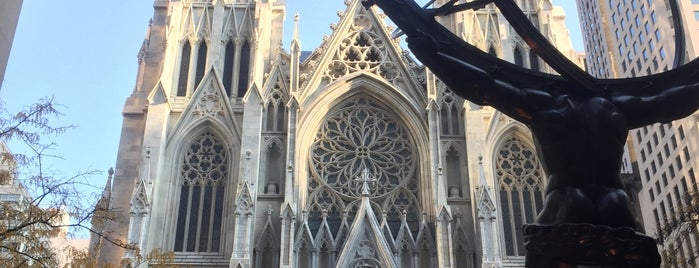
<box><xmin>530</xmin><ymin>95</ymin><xmax>636</xmax><ymax>227</ymax></box>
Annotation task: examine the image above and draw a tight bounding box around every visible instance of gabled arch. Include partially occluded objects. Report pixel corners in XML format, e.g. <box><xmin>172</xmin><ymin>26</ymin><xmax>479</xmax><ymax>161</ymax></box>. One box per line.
<box><xmin>221</xmin><ymin>4</ymin><xmax>255</xmax><ymax>41</ymax></box>
<box><xmin>169</xmin><ymin>127</ymin><xmax>233</xmax><ymax>254</ymax></box>
<box><xmin>537</xmin><ymin>0</ymin><xmax>554</xmax><ymax>10</ymax></box>
<box><xmin>452</xmin><ymin>210</ymin><xmax>476</xmax><ymax>268</ymax></box>
<box><xmin>513</xmin><ymin>45</ymin><xmax>525</xmax><ymax>67</ymax></box>
<box><xmin>262</xmin><ymin>136</ymin><xmax>284</xmax><ymax>152</ymax></box>
<box><xmin>296</xmin><ymin>73</ymin><xmax>430</xmax><ymax>214</ymax></box>
<box><xmin>167</xmin><ymin>67</ymin><xmax>241</xmax><ymax>145</ymax></box>
<box><xmin>439</xmin><ymin>90</ymin><xmax>465</xmax><ymax>136</ymax></box>
<box><xmin>314</xmin><ymin>213</ymin><xmax>337</xmax><ymax>267</ymax></box>
<box><xmin>443</xmin><ymin>141</ymin><xmax>468</xmax><ymax>199</ymax></box>
<box><xmin>298</xmin><ymin>1</ymin><xmax>426</xmax><ymax>105</ymax></box>
<box><xmin>148</xmin><ymin>81</ymin><xmax>168</xmax><ymax>105</ymax></box>
<box><xmin>485</xmin><ymin>111</ymin><xmax>529</xmax><ymax>149</ymax></box>
<box><xmin>489</xmin><ymin>125</ymin><xmax>545</xmax><ymax>257</ymax></box>
<box><xmin>160</xmin><ymin>90</ymin><xmax>241</xmax><ymax>255</ymax></box>
<box><xmin>130</xmin><ymin>180</ymin><xmax>149</xmax><ymax>213</ymax></box>
<box><xmin>293</xmin><ymin>212</ymin><xmax>316</xmax><ymax>267</ymax></box>
<box><xmin>415</xmin><ymin>214</ymin><xmax>437</xmax><ymax>267</ymax></box>
<box><xmin>259</xmin><ymin>136</ymin><xmax>285</xmax><ymax>194</ymax></box>
<box><xmin>394</xmin><ymin>211</ymin><xmax>417</xmax><ymax>266</ymax></box>
<box><xmin>262</xmin><ymin>61</ymin><xmax>290</xmax><ymax>100</ymax></box>
<box><xmin>180</xmin><ymin>2</ymin><xmax>213</xmax><ymax>40</ymax></box>
<box><xmin>255</xmin><ymin>208</ymin><xmax>279</xmax><ymax>250</ymax></box>
<box><xmin>262</xmin><ymin>62</ymin><xmax>289</xmax><ymax>133</ymax></box>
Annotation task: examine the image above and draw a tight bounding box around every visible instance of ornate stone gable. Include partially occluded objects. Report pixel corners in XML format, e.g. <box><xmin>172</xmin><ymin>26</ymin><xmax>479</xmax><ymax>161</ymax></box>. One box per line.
<box><xmin>179</xmin><ymin>1</ymin><xmax>214</xmax><ymax>41</ymax></box>
<box><xmin>298</xmin><ymin>0</ymin><xmax>425</xmax><ymax>103</ymax></box>
<box><xmin>147</xmin><ymin>82</ymin><xmax>168</xmax><ymax>105</ymax></box>
<box><xmin>235</xmin><ymin>182</ymin><xmax>254</xmax><ymax>215</ymax></box>
<box><xmin>167</xmin><ymin>68</ymin><xmax>239</xmax><ymax>142</ymax></box>
<box><xmin>321</xmin><ymin>7</ymin><xmax>399</xmax><ymax>84</ymax></box>
<box><xmin>262</xmin><ymin>61</ymin><xmax>290</xmax><ymax>102</ymax></box>
<box><xmin>130</xmin><ymin>179</ymin><xmax>150</xmax><ymax>213</ymax></box>
<box><xmin>221</xmin><ymin>1</ymin><xmax>255</xmax><ymax>40</ymax></box>
<box><xmin>335</xmin><ymin>189</ymin><xmax>399</xmax><ymax>268</ymax></box>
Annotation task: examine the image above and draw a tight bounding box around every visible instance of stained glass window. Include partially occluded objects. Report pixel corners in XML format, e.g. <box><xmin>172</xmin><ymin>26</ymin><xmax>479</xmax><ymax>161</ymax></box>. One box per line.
<box><xmin>174</xmin><ymin>131</ymin><xmax>227</xmax><ymax>252</ymax></box>
<box><xmin>496</xmin><ymin>135</ymin><xmax>544</xmax><ymax>256</ymax></box>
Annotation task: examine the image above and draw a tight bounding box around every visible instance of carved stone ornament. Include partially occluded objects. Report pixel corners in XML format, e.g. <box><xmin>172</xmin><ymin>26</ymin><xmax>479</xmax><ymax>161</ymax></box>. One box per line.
<box><xmin>307</xmin><ymin>96</ymin><xmax>422</xmax><ymax>234</ymax></box>
<box><xmin>192</xmin><ymin>85</ymin><xmax>226</xmax><ymax>120</ymax></box>
<box><xmin>322</xmin><ymin>7</ymin><xmax>404</xmax><ymax>85</ymax></box>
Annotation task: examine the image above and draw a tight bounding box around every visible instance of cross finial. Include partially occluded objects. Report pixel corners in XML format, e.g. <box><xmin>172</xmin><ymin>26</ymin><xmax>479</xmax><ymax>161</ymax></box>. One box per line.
<box><xmin>354</xmin><ymin>168</ymin><xmax>377</xmax><ymax>196</ymax></box>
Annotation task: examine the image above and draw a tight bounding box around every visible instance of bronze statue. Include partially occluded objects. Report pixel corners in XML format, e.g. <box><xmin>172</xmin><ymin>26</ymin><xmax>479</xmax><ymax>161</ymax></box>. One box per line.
<box><xmin>363</xmin><ymin>0</ymin><xmax>699</xmax><ymax>266</ymax></box>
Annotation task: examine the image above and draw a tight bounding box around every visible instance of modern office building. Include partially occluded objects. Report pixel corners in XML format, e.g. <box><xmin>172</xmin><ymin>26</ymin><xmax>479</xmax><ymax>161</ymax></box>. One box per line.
<box><xmin>577</xmin><ymin>0</ymin><xmax>699</xmax><ymax>265</ymax></box>
<box><xmin>0</xmin><ymin>0</ymin><xmax>23</xmax><ymax>91</ymax></box>
<box><xmin>93</xmin><ymin>0</ymin><xmax>582</xmax><ymax>267</ymax></box>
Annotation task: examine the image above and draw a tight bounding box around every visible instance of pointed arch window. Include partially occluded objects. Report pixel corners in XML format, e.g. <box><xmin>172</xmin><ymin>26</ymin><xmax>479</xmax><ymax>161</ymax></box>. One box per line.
<box><xmin>440</xmin><ymin>92</ymin><xmax>462</xmax><ymax>136</ymax></box>
<box><xmin>513</xmin><ymin>46</ymin><xmax>524</xmax><ymax>67</ymax></box>
<box><xmin>237</xmin><ymin>41</ymin><xmax>251</xmax><ymax>97</ymax></box>
<box><xmin>488</xmin><ymin>46</ymin><xmax>497</xmax><ymax>56</ymax></box>
<box><xmin>446</xmin><ymin>145</ymin><xmax>464</xmax><ymax>198</ymax></box>
<box><xmin>452</xmin><ymin>213</ymin><xmax>475</xmax><ymax>268</ymax></box>
<box><xmin>176</xmin><ymin>41</ymin><xmax>192</xmax><ymax>97</ymax></box>
<box><xmin>495</xmin><ymin>135</ymin><xmax>544</xmax><ymax>256</ymax></box>
<box><xmin>223</xmin><ymin>41</ymin><xmax>236</xmax><ymax>96</ymax></box>
<box><xmin>264</xmin><ymin>89</ymin><xmax>287</xmax><ymax>133</ymax></box>
<box><xmin>303</xmin><ymin>96</ymin><xmax>426</xmax><ymax>266</ymax></box>
<box><xmin>253</xmin><ymin>210</ymin><xmax>280</xmax><ymax>268</ymax></box>
<box><xmin>529</xmin><ymin>51</ymin><xmax>540</xmax><ymax>71</ymax></box>
<box><xmin>174</xmin><ymin>131</ymin><xmax>227</xmax><ymax>253</ymax></box>
<box><xmin>194</xmin><ymin>42</ymin><xmax>208</xmax><ymax>91</ymax></box>
<box><xmin>261</xmin><ymin>139</ymin><xmax>284</xmax><ymax>194</ymax></box>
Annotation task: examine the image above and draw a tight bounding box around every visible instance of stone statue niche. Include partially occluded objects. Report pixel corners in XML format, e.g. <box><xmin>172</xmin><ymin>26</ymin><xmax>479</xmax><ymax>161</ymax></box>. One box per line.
<box><xmin>363</xmin><ymin>0</ymin><xmax>699</xmax><ymax>267</ymax></box>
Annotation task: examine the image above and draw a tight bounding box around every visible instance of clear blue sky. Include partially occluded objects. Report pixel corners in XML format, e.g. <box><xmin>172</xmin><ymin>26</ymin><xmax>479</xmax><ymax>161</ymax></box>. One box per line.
<box><xmin>0</xmin><ymin>1</ymin><xmax>582</xmax><ymax>210</ymax></box>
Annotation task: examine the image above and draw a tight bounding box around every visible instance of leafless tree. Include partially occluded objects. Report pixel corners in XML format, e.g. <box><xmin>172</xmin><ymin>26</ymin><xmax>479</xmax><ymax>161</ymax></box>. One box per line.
<box><xmin>0</xmin><ymin>98</ymin><xmax>130</xmax><ymax>267</ymax></box>
<box><xmin>656</xmin><ymin>190</ymin><xmax>699</xmax><ymax>267</ymax></box>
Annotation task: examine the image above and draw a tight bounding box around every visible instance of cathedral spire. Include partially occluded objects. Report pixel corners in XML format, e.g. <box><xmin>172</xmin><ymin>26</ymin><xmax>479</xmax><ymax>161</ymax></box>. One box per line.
<box><xmin>290</xmin><ymin>13</ymin><xmax>301</xmax><ymax>94</ymax></box>
<box><xmin>475</xmin><ymin>155</ymin><xmax>502</xmax><ymax>267</ymax></box>
<box><xmin>477</xmin><ymin>155</ymin><xmax>490</xmax><ymax>199</ymax></box>
<box><xmin>292</xmin><ymin>12</ymin><xmax>300</xmax><ymax>48</ymax></box>
<box><xmin>102</xmin><ymin>168</ymin><xmax>114</xmax><ymax>204</ymax></box>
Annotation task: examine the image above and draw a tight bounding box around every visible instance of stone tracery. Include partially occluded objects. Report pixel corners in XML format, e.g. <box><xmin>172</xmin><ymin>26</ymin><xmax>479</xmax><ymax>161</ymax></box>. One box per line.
<box><xmin>174</xmin><ymin>130</ymin><xmax>227</xmax><ymax>253</ymax></box>
<box><xmin>323</xmin><ymin>9</ymin><xmax>405</xmax><ymax>85</ymax></box>
<box><xmin>310</xmin><ymin>97</ymin><xmax>416</xmax><ymax>200</ymax></box>
<box><xmin>496</xmin><ymin>135</ymin><xmax>545</xmax><ymax>256</ymax></box>
<box><xmin>309</xmin><ymin>97</ymin><xmax>417</xmax><ymax>204</ymax></box>
<box><xmin>302</xmin><ymin>95</ymin><xmax>426</xmax><ymax>265</ymax></box>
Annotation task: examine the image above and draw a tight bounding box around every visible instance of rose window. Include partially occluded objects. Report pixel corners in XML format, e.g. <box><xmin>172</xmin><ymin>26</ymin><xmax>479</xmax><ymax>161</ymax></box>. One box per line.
<box><xmin>308</xmin><ymin>96</ymin><xmax>420</xmax><ymax>234</ymax></box>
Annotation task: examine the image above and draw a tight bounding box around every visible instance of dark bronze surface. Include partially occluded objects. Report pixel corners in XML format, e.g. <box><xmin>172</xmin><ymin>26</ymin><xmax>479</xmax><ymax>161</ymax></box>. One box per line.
<box><xmin>363</xmin><ymin>0</ymin><xmax>699</xmax><ymax>266</ymax></box>
<box><xmin>524</xmin><ymin>224</ymin><xmax>661</xmax><ymax>267</ymax></box>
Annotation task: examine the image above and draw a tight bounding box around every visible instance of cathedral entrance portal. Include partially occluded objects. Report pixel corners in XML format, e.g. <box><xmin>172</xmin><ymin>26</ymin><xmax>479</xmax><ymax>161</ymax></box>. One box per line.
<box><xmin>295</xmin><ymin>95</ymin><xmax>435</xmax><ymax>267</ymax></box>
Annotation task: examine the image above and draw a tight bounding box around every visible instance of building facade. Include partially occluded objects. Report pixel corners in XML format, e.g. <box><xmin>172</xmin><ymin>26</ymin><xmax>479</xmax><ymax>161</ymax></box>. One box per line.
<box><xmin>0</xmin><ymin>141</ymin><xmax>57</xmax><ymax>266</ymax></box>
<box><xmin>95</xmin><ymin>0</ymin><xmax>582</xmax><ymax>267</ymax></box>
<box><xmin>577</xmin><ymin>0</ymin><xmax>699</xmax><ymax>265</ymax></box>
<box><xmin>0</xmin><ymin>0</ymin><xmax>22</xmax><ymax>91</ymax></box>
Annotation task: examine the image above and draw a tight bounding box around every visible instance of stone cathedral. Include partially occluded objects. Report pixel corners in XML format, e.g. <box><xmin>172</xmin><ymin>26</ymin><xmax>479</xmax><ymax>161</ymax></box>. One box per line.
<box><xmin>91</xmin><ymin>0</ymin><xmax>585</xmax><ymax>267</ymax></box>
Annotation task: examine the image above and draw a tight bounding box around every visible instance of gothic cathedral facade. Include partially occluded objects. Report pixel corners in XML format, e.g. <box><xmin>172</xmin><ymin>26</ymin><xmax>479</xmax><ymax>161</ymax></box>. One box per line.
<box><xmin>93</xmin><ymin>0</ymin><xmax>583</xmax><ymax>267</ymax></box>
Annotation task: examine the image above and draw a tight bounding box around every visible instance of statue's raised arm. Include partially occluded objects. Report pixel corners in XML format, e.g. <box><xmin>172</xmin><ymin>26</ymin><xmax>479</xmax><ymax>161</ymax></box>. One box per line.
<box><xmin>365</xmin><ymin>0</ymin><xmax>699</xmax><ymax>266</ymax></box>
<box><xmin>364</xmin><ymin>0</ymin><xmax>557</xmax><ymax>122</ymax></box>
<box><xmin>614</xmin><ymin>81</ymin><xmax>699</xmax><ymax>129</ymax></box>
